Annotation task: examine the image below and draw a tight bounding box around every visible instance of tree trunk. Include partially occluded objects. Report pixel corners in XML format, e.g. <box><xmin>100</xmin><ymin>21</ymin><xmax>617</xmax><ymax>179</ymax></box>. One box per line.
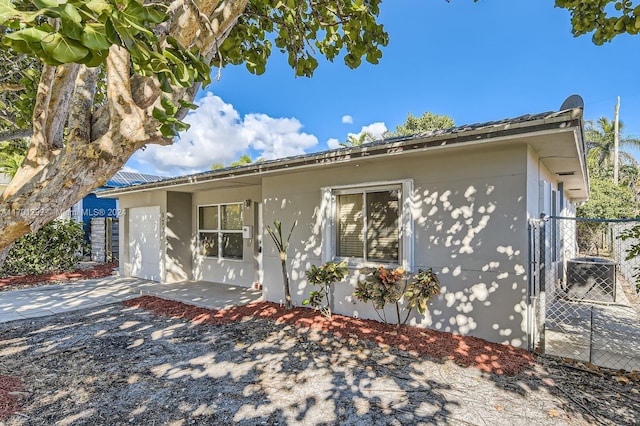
<box><xmin>0</xmin><ymin>0</ymin><xmax>249</xmax><ymax>260</ymax></box>
<box><xmin>280</xmin><ymin>252</ymin><xmax>292</xmax><ymax>310</ymax></box>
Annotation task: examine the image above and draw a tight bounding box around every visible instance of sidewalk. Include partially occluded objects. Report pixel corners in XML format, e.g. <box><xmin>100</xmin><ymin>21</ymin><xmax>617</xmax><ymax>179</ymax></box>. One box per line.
<box><xmin>0</xmin><ymin>276</ymin><xmax>262</xmax><ymax>323</ymax></box>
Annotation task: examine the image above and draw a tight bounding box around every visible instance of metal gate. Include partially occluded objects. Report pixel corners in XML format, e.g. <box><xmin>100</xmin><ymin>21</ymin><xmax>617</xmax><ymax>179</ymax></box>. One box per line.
<box><xmin>528</xmin><ymin>216</ymin><xmax>640</xmax><ymax>371</ymax></box>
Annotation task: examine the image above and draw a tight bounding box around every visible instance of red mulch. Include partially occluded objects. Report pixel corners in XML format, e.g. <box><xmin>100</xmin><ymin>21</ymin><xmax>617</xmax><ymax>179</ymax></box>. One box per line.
<box><xmin>123</xmin><ymin>296</ymin><xmax>535</xmax><ymax>376</ymax></box>
<box><xmin>0</xmin><ymin>376</ymin><xmax>24</xmax><ymax>420</ymax></box>
<box><xmin>0</xmin><ymin>262</ymin><xmax>118</xmax><ymax>290</ymax></box>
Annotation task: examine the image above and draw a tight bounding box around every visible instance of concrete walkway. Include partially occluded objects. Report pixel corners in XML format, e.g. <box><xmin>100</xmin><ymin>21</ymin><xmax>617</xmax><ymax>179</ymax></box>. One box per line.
<box><xmin>0</xmin><ymin>276</ymin><xmax>262</xmax><ymax>323</ymax></box>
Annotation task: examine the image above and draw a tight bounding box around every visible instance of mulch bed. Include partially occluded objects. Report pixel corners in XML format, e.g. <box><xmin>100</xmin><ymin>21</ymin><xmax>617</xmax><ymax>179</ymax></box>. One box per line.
<box><xmin>0</xmin><ymin>262</ymin><xmax>118</xmax><ymax>291</ymax></box>
<box><xmin>124</xmin><ymin>296</ymin><xmax>536</xmax><ymax>376</ymax></box>
<box><xmin>0</xmin><ymin>376</ymin><xmax>24</xmax><ymax>421</ymax></box>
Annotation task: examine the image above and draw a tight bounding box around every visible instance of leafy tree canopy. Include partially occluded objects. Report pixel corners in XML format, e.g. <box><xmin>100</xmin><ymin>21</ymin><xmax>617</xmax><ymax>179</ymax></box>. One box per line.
<box><xmin>555</xmin><ymin>0</ymin><xmax>640</xmax><ymax>44</ymax></box>
<box><xmin>0</xmin><ymin>0</ymin><xmax>388</xmax><ymax>253</ymax></box>
<box><xmin>577</xmin><ymin>178</ymin><xmax>638</xmax><ymax>219</ymax></box>
<box><xmin>385</xmin><ymin>112</ymin><xmax>454</xmax><ymax>138</ymax></box>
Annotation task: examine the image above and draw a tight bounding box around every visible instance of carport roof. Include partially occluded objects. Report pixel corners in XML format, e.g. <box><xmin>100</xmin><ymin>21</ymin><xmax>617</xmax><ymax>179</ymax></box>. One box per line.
<box><xmin>97</xmin><ymin>107</ymin><xmax>588</xmax><ymax>201</ymax></box>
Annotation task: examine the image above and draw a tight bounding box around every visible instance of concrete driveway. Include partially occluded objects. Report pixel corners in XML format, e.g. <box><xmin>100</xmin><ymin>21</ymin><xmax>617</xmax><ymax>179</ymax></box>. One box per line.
<box><xmin>0</xmin><ymin>277</ymin><xmax>262</xmax><ymax>323</ymax></box>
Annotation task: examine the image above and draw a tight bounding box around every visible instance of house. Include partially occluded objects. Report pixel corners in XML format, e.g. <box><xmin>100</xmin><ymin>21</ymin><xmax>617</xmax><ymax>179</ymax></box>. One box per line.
<box><xmin>98</xmin><ymin>103</ymin><xmax>588</xmax><ymax>349</ymax></box>
<box><xmin>71</xmin><ymin>171</ymin><xmax>164</xmax><ymax>260</ymax></box>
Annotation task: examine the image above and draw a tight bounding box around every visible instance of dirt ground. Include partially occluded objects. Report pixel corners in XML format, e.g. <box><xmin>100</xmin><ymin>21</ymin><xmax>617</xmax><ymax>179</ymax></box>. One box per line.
<box><xmin>1</xmin><ymin>299</ymin><xmax>639</xmax><ymax>425</ymax></box>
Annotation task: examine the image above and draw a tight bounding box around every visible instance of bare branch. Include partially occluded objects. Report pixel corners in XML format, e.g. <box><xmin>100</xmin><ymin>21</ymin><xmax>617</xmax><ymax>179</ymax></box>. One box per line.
<box><xmin>0</xmin><ymin>83</ymin><xmax>24</xmax><ymax>92</ymax></box>
<box><xmin>0</xmin><ymin>129</ymin><xmax>32</xmax><ymax>142</ymax></box>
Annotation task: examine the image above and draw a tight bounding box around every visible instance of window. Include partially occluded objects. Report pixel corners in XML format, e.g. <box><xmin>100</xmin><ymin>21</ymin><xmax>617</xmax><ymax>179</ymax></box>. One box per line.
<box><xmin>198</xmin><ymin>203</ymin><xmax>243</xmax><ymax>259</ymax></box>
<box><xmin>322</xmin><ymin>180</ymin><xmax>413</xmax><ymax>269</ymax></box>
<box><xmin>336</xmin><ymin>188</ymin><xmax>400</xmax><ymax>263</ymax></box>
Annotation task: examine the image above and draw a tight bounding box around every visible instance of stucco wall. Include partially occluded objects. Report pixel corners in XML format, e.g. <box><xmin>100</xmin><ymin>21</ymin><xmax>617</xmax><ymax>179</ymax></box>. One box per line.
<box><xmin>166</xmin><ymin>191</ymin><xmax>193</xmax><ymax>283</ymax></box>
<box><xmin>192</xmin><ymin>186</ymin><xmax>262</xmax><ymax>288</ymax></box>
<box><xmin>261</xmin><ymin>144</ymin><xmax>533</xmax><ymax>347</ymax></box>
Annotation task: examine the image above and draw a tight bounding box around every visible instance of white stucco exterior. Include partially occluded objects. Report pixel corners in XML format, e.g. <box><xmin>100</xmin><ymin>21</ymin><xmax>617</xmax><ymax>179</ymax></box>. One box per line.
<box><xmin>101</xmin><ymin>108</ymin><xmax>588</xmax><ymax>348</ymax></box>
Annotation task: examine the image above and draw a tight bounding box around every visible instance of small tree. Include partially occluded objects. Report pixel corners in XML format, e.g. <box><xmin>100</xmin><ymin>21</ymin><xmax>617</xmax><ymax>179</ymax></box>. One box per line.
<box><xmin>618</xmin><ymin>226</ymin><xmax>640</xmax><ymax>292</ymax></box>
<box><xmin>577</xmin><ymin>178</ymin><xmax>637</xmax><ymax>253</ymax></box>
<box><xmin>384</xmin><ymin>112</ymin><xmax>454</xmax><ymax>138</ymax></box>
<box><xmin>266</xmin><ymin>220</ymin><xmax>297</xmax><ymax>310</ymax></box>
<box><xmin>303</xmin><ymin>260</ymin><xmax>348</xmax><ymax>319</ymax></box>
<box><xmin>354</xmin><ymin>266</ymin><xmax>440</xmax><ymax>329</ymax></box>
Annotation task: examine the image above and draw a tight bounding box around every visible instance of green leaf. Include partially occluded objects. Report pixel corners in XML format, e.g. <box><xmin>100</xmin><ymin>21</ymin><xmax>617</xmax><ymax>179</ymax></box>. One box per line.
<box><xmin>80</xmin><ymin>23</ymin><xmax>111</xmax><ymax>50</ymax></box>
<box><xmin>0</xmin><ymin>2</ymin><xmax>18</xmax><ymax>24</ymax></box>
<box><xmin>158</xmin><ymin>123</ymin><xmax>175</xmax><ymax>137</ymax></box>
<box><xmin>80</xmin><ymin>48</ymin><xmax>108</xmax><ymax>66</ymax></box>
<box><xmin>60</xmin><ymin>16</ymin><xmax>84</xmax><ymax>41</ymax></box>
<box><xmin>104</xmin><ymin>18</ymin><xmax>120</xmax><ymax>44</ymax></box>
<box><xmin>61</xmin><ymin>3</ymin><xmax>82</xmax><ymax>23</ymax></box>
<box><xmin>85</xmin><ymin>0</ymin><xmax>111</xmax><ymax>15</ymax></box>
<box><xmin>152</xmin><ymin>107</ymin><xmax>167</xmax><ymax>121</ymax></box>
<box><xmin>41</xmin><ymin>32</ymin><xmax>89</xmax><ymax>63</ymax></box>
<box><xmin>174</xmin><ymin>120</ymin><xmax>190</xmax><ymax>132</ymax></box>
<box><xmin>178</xmin><ymin>99</ymin><xmax>198</xmax><ymax>110</ymax></box>
<box><xmin>32</xmin><ymin>0</ymin><xmax>67</xmax><ymax>8</ymax></box>
<box><xmin>160</xmin><ymin>96</ymin><xmax>178</xmax><ymax>115</ymax></box>
<box><xmin>110</xmin><ymin>16</ymin><xmax>136</xmax><ymax>48</ymax></box>
<box><xmin>158</xmin><ymin>74</ymin><xmax>173</xmax><ymax>93</ymax></box>
<box><xmin>123</xmin><ymin>0</ymin><xmax>165</xmax><ymax>24</ymax></box>
<box><xmin>121</xmin><ymin>15</ymin><xmax>155</xmax><ymax>39</ymax></box>
<box><xmin>5</xmin><ymin>27</ymin><xmax>49</xmax><ymax>43</ymax></box>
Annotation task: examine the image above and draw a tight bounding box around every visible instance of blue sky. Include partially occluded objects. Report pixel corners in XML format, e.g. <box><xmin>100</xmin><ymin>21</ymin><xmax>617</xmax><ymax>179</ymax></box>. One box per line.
<box><xmin>128</xmin><ymin>1</ymin><xmax>640</xmax><ymax>176</ymax></box>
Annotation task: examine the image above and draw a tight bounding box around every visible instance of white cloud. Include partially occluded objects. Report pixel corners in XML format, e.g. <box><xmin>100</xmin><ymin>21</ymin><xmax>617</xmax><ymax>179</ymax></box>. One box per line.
<box><xmin>358</xmin><ymin>122</ymin><xmax>388</xmax><ymax>139</ymax></box>
<box><xmin>130</xmin><ymin>93</ymin><xmax>318</xmax><ymax>175</ymax></box>
<box><xmin>342</xmin><ymin>115</ymin><xmax>353</xmax><ymax>124</ymax></box>
<box><xmin>241</xmin><ymin>114</ymin><xmax>317</xmax><ymax>160</ymax></box>
<box><xmin>327</xmin><ymin>138</ymin><xmax>342</xmax><ymax>149</ymax></box>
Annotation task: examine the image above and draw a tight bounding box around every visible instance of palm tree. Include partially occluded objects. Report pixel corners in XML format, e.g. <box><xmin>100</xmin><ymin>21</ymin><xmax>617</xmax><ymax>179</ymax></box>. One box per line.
<box><xmin>340</xmin><ymin>132</ymin><xmax>375</xmax><ymax>147</ymax></box>
<box><xmin>586</xmin><ymin>117</ymin><xmax>640</xmax><ymax>179</ymax></box>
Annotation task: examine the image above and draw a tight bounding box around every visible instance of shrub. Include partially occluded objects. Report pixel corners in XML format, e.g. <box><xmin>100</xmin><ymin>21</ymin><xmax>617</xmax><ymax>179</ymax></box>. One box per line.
<box><xmin>354</xmin><ymin>266</ymin><xmax>440</xmax><ymax>328</ymax></box>
<box><xmin>1</xmin><ymin>219</ymin><xmax>87</xmax><ymax>276</ymax></box>
<box><xmin>618</xmin><ymin>224</ymin><xmax>640</xmax><ymax>292</ymax></box>
<box><xmin>303</xmin><ymin>261</ymin><xmax>348</xmax><ymax>319</ymax></box>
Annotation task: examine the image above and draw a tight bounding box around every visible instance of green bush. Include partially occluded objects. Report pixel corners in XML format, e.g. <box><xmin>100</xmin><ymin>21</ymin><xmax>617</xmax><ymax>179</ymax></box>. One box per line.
<box><xmin>354</xmin><ymin>266</ymin><xmax>441</xmax><ymax>329</ymax></box>
<box><xmin>1</xmin><ymin>219</ymin><xmax>87</xmax><ymax>276</ymax></box>
<box><xmin>303</xmin><ymin>261</ymin><xmax>348</xmax><ymax>319</ymax></box>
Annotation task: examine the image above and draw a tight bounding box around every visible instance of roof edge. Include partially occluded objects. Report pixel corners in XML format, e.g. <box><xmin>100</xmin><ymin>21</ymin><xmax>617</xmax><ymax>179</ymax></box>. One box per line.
<box><xmin>98</xmin><ymin>108</ymin><xmax>584</xmax><ymax>197</ymax></box>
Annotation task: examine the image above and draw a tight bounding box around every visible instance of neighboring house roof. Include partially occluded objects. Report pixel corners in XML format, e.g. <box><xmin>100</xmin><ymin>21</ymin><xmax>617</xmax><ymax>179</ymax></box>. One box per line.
<box><xmin>100</xmin><ymin>171</ymin><xmax>165</xmax><ymax>190</ymax></box>
<box><xmin>98</xmin><ymin>107</ymin><xmax>588</xmax><ymax>201</ymax></box>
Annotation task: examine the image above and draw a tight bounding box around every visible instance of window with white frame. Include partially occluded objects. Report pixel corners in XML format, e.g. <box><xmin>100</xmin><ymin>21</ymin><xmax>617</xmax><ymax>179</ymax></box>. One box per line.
<box><xmin>322</xmin><ymin>180</ymin><xmax>413</xmax><ymax>269</ymax></box>
<box><xmin>198</xmin><ymin>203</ymin><xmax>243</xmax><ymax>259</ymax></box>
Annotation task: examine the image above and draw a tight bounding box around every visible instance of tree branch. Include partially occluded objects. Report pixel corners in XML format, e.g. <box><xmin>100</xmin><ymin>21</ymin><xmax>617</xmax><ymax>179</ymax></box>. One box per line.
<box><xmin>0</xmin><ymin>129</ymin><xmax>33</xmax><ymax>142</ymax></box>
<box><xmin>0</xmin><ymin>83</ymin><xmax>24</xmax><ymax>92</ymax></box>
<box><xmin>45</xmin><ymin>64</ymin><xmax>80</xmax><ymax>149</ymax></box>
<box><xmin>66</xmin><ymin>66</ymin><xmax>99</xmax><ymax>148</ymax></box>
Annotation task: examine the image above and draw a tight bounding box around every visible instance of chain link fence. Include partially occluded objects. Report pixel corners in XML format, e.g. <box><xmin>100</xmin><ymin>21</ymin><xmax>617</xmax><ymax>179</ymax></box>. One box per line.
<box><xmin>529</xmin><ymin>216</ymin><xmax>640</xmax><ymax>371</ymax></box>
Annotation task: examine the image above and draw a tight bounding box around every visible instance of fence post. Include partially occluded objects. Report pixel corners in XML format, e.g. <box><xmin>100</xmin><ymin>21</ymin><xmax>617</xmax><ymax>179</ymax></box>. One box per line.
<box><xmin>539</xmin><ymin>219</ymin><xmax>546</xmax><ymax>354</ymax></box>
<box><xmin>105</xmin><ymin>218</ymin><xmax>113</xmax><ymax>262</ymax></box>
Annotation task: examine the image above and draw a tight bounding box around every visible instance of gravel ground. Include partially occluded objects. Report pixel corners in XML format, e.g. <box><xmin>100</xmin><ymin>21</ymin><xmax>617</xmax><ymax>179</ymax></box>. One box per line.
<box><xmin>0</xmin><ymin>302</ymin><xmax>638</xmax><ymax>425</ymax></box>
